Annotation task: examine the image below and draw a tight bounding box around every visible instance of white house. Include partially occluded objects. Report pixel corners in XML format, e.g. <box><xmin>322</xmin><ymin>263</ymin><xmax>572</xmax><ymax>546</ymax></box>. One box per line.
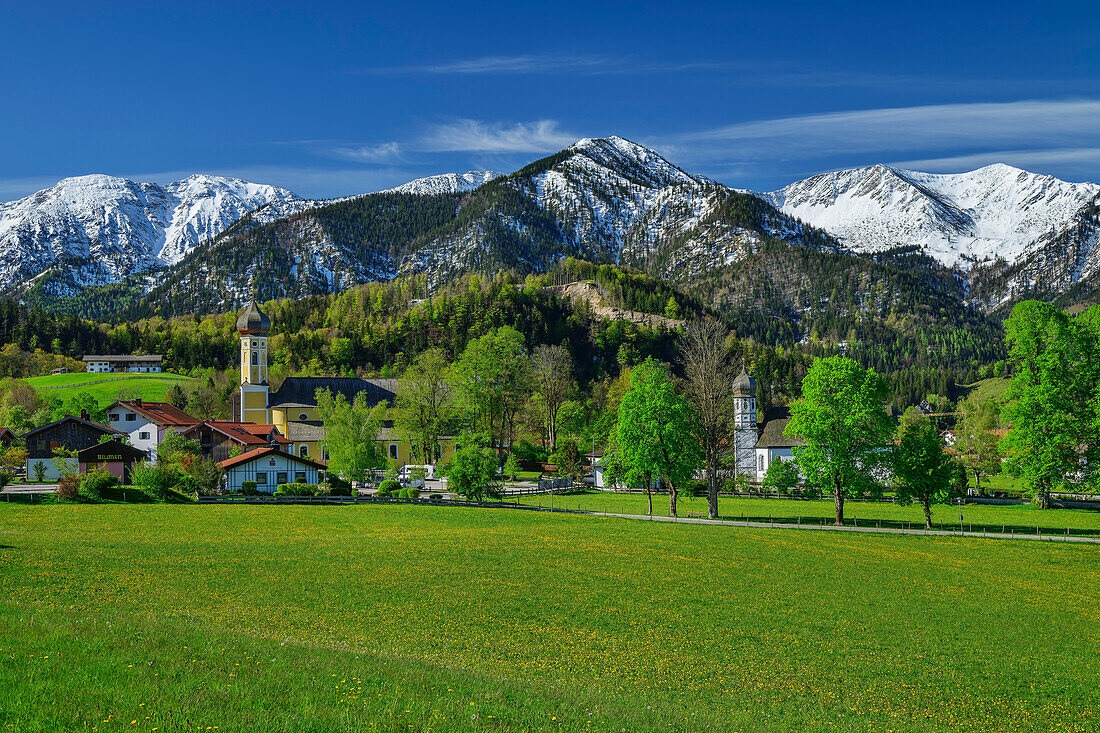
<box><xmin>105</xmin><ymin>400</ymin><xmax>198</xmax><ymax>463</ymax></box>
<box><xmin>83</xmin><ymin>355</ymin><xmax>163</xmax><ymax>373</ymax></box>
<box><xmin>218</xmin><ymin>447</ymin><xmax>327</xmax><ymax>492</ymax></box>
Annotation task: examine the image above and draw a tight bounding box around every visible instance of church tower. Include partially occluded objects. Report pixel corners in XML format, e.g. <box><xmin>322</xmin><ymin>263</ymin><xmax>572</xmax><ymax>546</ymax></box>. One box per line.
<box><xmin>731</xmin><ymin>369</ymin><xmax>758</xmax><ymax>479</ymax></box>
<box><xmin>237</xmin><ymin>300</ymin><xmax>271</xmax><ymax>425</ymax></box>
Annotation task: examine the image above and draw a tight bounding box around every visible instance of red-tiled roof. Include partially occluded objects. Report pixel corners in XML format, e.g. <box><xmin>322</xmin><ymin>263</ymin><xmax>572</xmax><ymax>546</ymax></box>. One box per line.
<box><xmin>114</xmin><ymin>400</ymin><xmax>198</xmax><ymax>427</ymax></box>
<box><xmin>218</xmin><ymin>446</ymin><xmax>327</xmax><ymax>471</ymax></box>
<box><xmin>183</xmin><ymin>420</ymin><xmax>291</xmax><ymax>446</ymax></box>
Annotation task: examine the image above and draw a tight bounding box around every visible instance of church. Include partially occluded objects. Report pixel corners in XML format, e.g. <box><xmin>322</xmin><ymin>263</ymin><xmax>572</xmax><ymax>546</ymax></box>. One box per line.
<box><xmin>731</xmin><ymin>370</ymin><xmax>804</xmax><ymax>482</ymax></box>
<box><xmin>230</xmin><ymin>301</ymin><xmax>456</xmax><ymax>466</ymax></box>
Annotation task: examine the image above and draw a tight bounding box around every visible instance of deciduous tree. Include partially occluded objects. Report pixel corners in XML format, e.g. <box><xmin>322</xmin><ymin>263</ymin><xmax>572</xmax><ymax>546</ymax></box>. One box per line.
<box><xmin>893</xmin><ymin>409</ymin><xmax>962</xmax><ymax>528</ymax></box>
<box><xmin>785</xmin><ymin>356</ymin><xmax>892</xmax><ymax>525</ymax></box>
<box><xmin>316</xmin><ymin>388</ymin><xmax>387</xmax><ymax>484</ymax></box>
<box><xmin>395</xmin><ymin>347</ymin><xmax>455</xmax><ymax>464</ymax></box>
<box><xmin>530</xmin><ymin>344</ymin><xmax>574</xmax><ymax>452</ymax></box>
<box><xmin>451</xmin><ymin>327</ymin><xmax>532</xmax><ymax>460</ymax></box>
<box><xmin>612</xmin><ymin>359</ymin><xmax>701</xmax><ymax>518</ymax></box>
<box><xmin>679</xmin><ymin>320</ymin><xmax>736</xmax><ymax>519</ymax></box>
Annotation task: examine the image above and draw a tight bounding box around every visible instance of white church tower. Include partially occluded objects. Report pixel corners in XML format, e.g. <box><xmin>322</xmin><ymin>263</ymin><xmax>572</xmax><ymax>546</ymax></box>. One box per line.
<box><xmin>732</xmin><ymin>369</ymin><xmax>758</xmax><ymax>480</ymax></box>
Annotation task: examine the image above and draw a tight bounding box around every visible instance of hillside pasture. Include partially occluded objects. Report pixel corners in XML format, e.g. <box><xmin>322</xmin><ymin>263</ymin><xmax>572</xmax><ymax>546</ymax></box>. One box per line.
<box><xmin>26</xmin><ymin>372</ymin><xmax>195</xmax><ymax>406</ymax></box>
<box><xmin>1</xmin><ymin>504</ymin><xmax>1097</xmax><ymax>732</ymax></box>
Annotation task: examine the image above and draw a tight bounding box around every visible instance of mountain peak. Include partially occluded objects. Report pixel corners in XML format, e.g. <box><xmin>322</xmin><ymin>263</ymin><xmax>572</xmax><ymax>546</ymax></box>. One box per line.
<box><xmin>384</xmin><ymin>170</ymin><xmax>503</xmax><ymax>196</ymax></box>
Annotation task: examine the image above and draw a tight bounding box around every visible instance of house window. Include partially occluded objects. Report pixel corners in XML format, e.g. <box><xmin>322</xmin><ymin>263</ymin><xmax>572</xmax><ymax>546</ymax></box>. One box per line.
<box><xmin>36</xmin><ymin>439</ymin><xmax>46</xmax><ymax>452</ymax></box>
<box><xmin>389</xmin><ymin>444</ymin><xmax>398</xmax><ymax>460</ymax></box>
<box><xmin>125</xmin><ymin>413</ymin><xmax>136</xmax><ymax>422</ymax></box>
<box><xmin>299</xmin><ymin>445</ymin><xmax>308</xmax><ymax>458</ymax></box>
<box><xmin>109</xmin><ymin>414</ymin><xmax>119</xmax><ymax>421</ymax></box>
<box><xmin>252</xmin><ymin>351</ymin><xmax>258</xmax><ymax>363</ymax></box>
<box><xmin>758</xmin><ymin>455</ymin><xmax>764</xmax><ymax>473</ymax></box>
<box><xmin>139</xmin><ymin>432</ymin><xmax>150</xmax><ymax>440</ymax></box>
<box><xmin>295</xmin><ymin>471</ymin><xmax>306</xmax><ymax>483</ymax></box>
<box><xmin>256</xmin><ymin>472</ymin><xmax>266</xmax><ymax>485</ymax></box>
<box><xmin>299</xmin><ymin>413</ymin><xmax>308</xmax><ymax>420</ymax></box>
<box><xmin>277</xmin><ymin>472</ymin><xmax>288</xmax><ymax>484</ymax></box>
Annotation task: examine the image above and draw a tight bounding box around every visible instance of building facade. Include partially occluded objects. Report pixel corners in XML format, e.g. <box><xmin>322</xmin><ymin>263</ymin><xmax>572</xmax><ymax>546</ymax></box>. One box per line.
<box><xmin>230</xmin><ymin>301</ymin><xmax>456</xmax><ymax>468</ymax></box>
<box><xmin>105</xmin><ymin>400</ymin><xmax>198</xmax><ymax>462</ymax></box>
<box><xmin>218</xmin><ymin>447</ymin><xmax>326</xmax><ymax>492</ymax></box>
<box><xmin>82</xmin><ymin>355</ymin><xmax>163</xmax><ymax>373</ymax></box>
<box><xmin>23</xmin><ymin>412</ymin><xmax>124</xmax><ymax>480</ymax></box>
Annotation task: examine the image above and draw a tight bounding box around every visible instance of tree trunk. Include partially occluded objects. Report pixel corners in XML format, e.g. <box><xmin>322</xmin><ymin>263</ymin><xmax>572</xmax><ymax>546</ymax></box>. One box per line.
<box><xmin>668</xmin><ymin>478</ymin><xmax>678</xmax><ymax>518</ymax></box>
<box><xmin>923</xmin><ymin>501</ymin><xmax>933</xmax><ymax>530</ymax></box>
<box><xmin>707</xmin><ymin>462</ymin><xmax>718</xmax><ymax>520</ymax></box>
<box><xmin>646</xmin><ymin>473</ymin><xmax>653</xmax><ymax>516</ymax></box>
<box><xmin>1035</xmin><ymin>489</ymin><xmax>1050</xmax><ymax>509</ymax></box>
<box><xmin>833</xmin><ymin>477</ymin><xmax>844</xmax><ymax>526</ymax></box>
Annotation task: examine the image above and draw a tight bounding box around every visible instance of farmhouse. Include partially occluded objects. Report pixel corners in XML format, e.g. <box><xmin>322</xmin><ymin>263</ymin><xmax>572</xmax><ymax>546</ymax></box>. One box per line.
<box><xmin>0</xmin><ymin>427</ymin><xmax>15</xmax><ymax>448</ymax></box>
<box><xmin>105</xmin><ymin>399</ymin><xmax>198</xmax><ymax>462</ymax></box>
<box><xmin>182</xmin><ymin>419</ymin><xmax>292</xmax><ymax>463</ymax></box>
<box><xmin>23</xmin><ymin>412</ymin><xmax>124</xmax><ymax>480</ymax></box>
<box><xmin>82</xmin><ymin>354</ymin><xmax>163</xmax><ymax>373</ymax></box>
<box><xmin>218</xmin><ymin>446</ymin><xmax>327</xmax><ymax>492</ymax></box>
<box><xmin>229</xmin><ymin>301</ymin><xmax>456</xmax><ymax>466</ymax></box>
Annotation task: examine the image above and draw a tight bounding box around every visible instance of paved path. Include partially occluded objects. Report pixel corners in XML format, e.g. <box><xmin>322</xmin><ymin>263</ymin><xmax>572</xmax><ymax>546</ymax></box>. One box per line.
<box><xmin>567</xmin><ymin>510</ymin><xmax>1100</xmax><ymax>544</ymax></box>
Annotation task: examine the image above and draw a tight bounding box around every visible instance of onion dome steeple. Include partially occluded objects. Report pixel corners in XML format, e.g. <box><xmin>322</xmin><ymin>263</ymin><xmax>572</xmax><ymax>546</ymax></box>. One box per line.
<box><xmin>236</xmin><ymin>300</ymin><xmax>271</xmax><ymax>335</ymax></box>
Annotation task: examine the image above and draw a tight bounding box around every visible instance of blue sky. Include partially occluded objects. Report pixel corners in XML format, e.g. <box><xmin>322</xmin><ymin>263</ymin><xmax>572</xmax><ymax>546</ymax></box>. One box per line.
<box><xmin>2</xmin><ymin>1</ymin><xmax>1100</xmax><ymax>199</ymax></box>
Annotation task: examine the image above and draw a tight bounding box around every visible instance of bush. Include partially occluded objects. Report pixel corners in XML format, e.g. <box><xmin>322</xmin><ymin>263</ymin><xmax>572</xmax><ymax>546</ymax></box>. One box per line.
<box><xmin>0</xmin><ymin>471</ymin><xmax>12</xmax><ymax>490</ymax></box>
<box><xmin>131</xmin><ymin>463</ymin><xmax>181</xmax><ymax>501</ymax></box>
<box><xmin>240</xmin><ymin>480</ymin><xmax>260</xmax><ymax>495</ymax></box>
<box><xmin>79</xmin><ymin>468</ymin><xmax>118</xmax><ymax>500</ymax></box>
<box><xmin>762</xmin><ymin>459</ymin><xmax>800</xmax><ymax>495</ymax></box>
<box><xmin>429</xmin><ymin>493</ymin><xmax>443</xmax><ymax>501</ymax></box>
<box><xmin>274</xmin><ymin>483</ymin><xmax>316</xmax><ymax>497</ymax></box>
<box><xmin>376</xmin><ymin>479</ymin><xmax>400</xmax><ymax>496</ymax></box>
<box><xmin>326</xmin><ymin>484</ymin><xmax>352</xmax><ymax>497</ymax></box>
<box><xmin>57</xmin><ymin>475</ymin><xmax>80</xmax><ymax>501</ymax></box>
<box><xmin>399</xmin><ymin>486</ymin><xmax>420</xmax><ymax>499</ymax></box>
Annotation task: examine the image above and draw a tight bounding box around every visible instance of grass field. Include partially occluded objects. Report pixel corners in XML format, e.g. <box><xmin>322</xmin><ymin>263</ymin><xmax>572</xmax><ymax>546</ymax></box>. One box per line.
<box><xmin>1</xmin><ymin>504</ymin><xmax>1097</xmax><ymax>732</ymax></box>
<box><xmin>26</xmin><ymin>372</ymin><xmax>196</xmax><ymax>406</ymax></box>
<box><xmin>513</xmin><ymin>492</ymin><xmax>1100</xmax><ymax>533</ymax></box>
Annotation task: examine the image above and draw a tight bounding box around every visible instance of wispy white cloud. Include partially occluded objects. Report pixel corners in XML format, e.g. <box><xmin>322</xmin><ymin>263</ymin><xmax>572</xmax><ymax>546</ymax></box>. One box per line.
<box><xmin>669</xmin><ymin>99</ymin><xmax>1100</xmax><ymax>161</ymax></box>
<box><xmin>419</xmin><ymin>119</ymin><xmax>578</xmax><ymax>153</ymax></box>
<box><xmin>327</xmin><ymin>141</ymin><xmax>402</xmax><ymax>163</ymax></box>
<box><xmin>369</xmin><ymin>54</ymin><xmax>627</xmax><ymax>75</ymax></box>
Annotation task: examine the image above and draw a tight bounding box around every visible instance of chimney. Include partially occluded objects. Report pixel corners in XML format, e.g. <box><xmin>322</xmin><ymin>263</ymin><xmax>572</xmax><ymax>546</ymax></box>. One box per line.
<box><xmin>135</xmin><ymin>398</ymin><xmax>142</xmax><ymax>407</ymax></box>
<box><xmin>80</xmin><ymin>409</ymin><xmax>89</xmax><ymax>421</ymax></box>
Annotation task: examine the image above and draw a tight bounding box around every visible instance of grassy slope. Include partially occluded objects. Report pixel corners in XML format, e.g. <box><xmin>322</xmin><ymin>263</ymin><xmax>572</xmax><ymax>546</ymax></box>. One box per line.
<box><xmin>26</xmin><ymin>372</ymin><xmax>195</xmax><ymax>405</ymax></box>
<box><xmin>960</xmin><ymin>377</ymin><xmax>1012</xmax><ymax>406</ymax></box>
<box><xmin>2</xmin><ymin>504</ymin><xmax>1097</xmax><ymax>732</ymax></box>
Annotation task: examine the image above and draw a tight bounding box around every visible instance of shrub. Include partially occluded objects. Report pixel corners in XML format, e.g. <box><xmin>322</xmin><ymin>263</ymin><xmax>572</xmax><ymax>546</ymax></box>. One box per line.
<box><xmin>428</xmin><ymin>493</ymin><xmax>443</xmax><ymax>501</ymax></box>
<box><xmin>275</xmin><ymin>483</ymin><xmax>316</xmax><ymax>497</ymax></box>
<box><xmin>376</xmin><ymin>479</ymin><xmax>400</xmax><ymax>496</ymax></box>
<box><xmin>132</xmin><ymin>463</ymin><xmax>181</xmax><ymax>501</ymax></box>
<box><xmin>762</xmin><ymin>459</ymin><xmax>800</xmax><ymax>495</ymax></box>
<box><xmin>326</xmin><ymin>483</ymin><xmax>352</xmax><ymax>497</ymax></box>
<box><xmin>240</xmin><ymin>480</ymin><xmax>259</xmax><ymax>495</ymax></box>
<box><xmin>0</xmin><ymin>471</ymin><xmax>12</xmax><ymax>490</ymax></box>
<box><xmin>399</xmin><ymin>486</ymin><xmax>420</xmax><ymax>499</ymax></box>
<box><xmin>57</xmin><ymin>475</ymin><xmax>80</xmax><ymax>501</ymax></box>
<box><xmin>79</xmin><ymin>468</ymin><xmax>118</xmax><ymax>500</ymax></box>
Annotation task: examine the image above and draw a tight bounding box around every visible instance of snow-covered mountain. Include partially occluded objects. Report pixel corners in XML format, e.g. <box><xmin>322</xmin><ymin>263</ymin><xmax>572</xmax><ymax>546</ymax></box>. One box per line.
<box><xmin>140</xmin><ymin>136</ymin><xmax>839</xmax><ymax>310</ymax></box>
<box><xmin>764</xmin><ymin>163</ymin><xmax>1100</xmax><ymax>269</ymax></box>
<box><xmin>384</xmin><ymin>170</ymin><xmax>503</xmax><ymax>195</ymax></box>
<box><xmin>0</xmin><ymin>174</ymin><xmax>299</xmax><ymax>290</ymax></box>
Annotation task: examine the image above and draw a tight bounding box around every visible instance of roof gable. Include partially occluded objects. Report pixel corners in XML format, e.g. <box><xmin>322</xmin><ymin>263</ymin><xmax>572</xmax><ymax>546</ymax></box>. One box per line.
<box><xmin>218</xmin><ymin>446</ymin><xmax>327</xmax><ymax>471</ymax></box>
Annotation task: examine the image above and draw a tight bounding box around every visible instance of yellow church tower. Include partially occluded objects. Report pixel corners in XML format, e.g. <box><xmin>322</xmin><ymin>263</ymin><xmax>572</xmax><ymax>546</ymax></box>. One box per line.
<box><xmin>237</xmin><ymin>300</ymin><xmax>271</xmax><ymax>424</ymax></box>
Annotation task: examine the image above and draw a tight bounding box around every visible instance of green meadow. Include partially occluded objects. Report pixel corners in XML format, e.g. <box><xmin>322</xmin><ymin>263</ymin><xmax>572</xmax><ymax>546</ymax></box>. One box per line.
<box><xmin>514</xmin><ymin>492</ymin><xmax>1100</xmax><ymax>533</ymax></box>
<box><xmin>1</xmin><ymin>504</ymin><xmax>1097</xmax><ymax>732</ymax></box>
<box><xmin>26</xmin><ymin>372</ymin><xmax>195</xmax><ymax>406</ymax></box>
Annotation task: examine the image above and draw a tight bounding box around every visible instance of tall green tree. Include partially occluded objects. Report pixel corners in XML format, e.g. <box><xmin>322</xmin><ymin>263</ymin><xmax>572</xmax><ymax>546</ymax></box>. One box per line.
<box><xmin>785</xmin><ymin>356</ymin><xmax>892</xmax><ymax>525</ymax></box>
<box><xmin>1002</xmin><ymin>301</ymin><xmax>1100</xmax><ymax>507</ymax></box>
<box><xmin>451</xmin><ymin>326</ymin><xmax>532</xmax><ymax>460</ymax></box>
<box><xmin>316</xmin><ymin>388</ymin><xmax>387</xmax><ymax>484</ymax></box>
<box><xmin>612</xmin><ymin>359</ymin><xmax>701</xmax><ymax>518</ymax></box>
<box><xmin>394</xmin><ymin>347</ymin><xmax>455</xmax><ymax>464</ymax></box>
<box><xmin>442</xmin><ymin>432</ymin><xmax>501</xmax><ymax>502</ymax></box>
<box><xmin>954</xmin><ymin>398</ymin><xmax>1002</xmax><ymax>493</ymax></box>
<box><xmin>893</xmin><ymin>408</ymin><xmax>962</xmax><ymax>529</ymax></box>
